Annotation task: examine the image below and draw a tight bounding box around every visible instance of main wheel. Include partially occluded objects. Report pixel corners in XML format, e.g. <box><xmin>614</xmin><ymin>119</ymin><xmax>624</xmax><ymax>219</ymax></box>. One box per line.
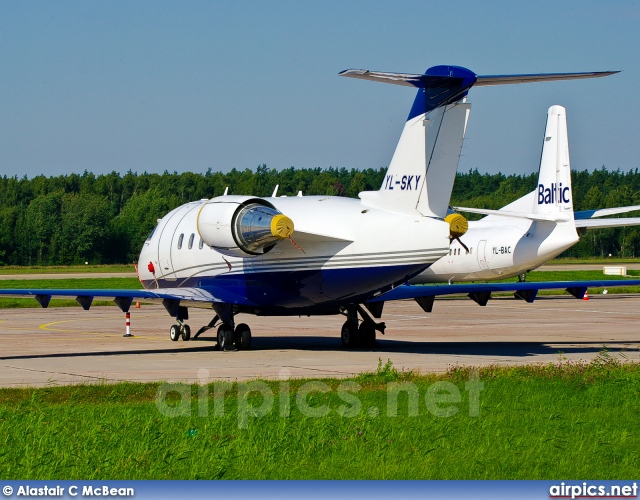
<box><xmin>358</xmin><ymin>322</ymin><xmax>376</xmax><ymax>347</ymax></box>
<box><xmin>170</xmin><ymin>324</ymin><xmax>180</xmax><ymax>342</ymax></box>
<box><xmin>235</xmin><ymin>323</ymin><xmax>252</xmax><ymax>350</ymax></box>
<box><xmin>217</xmin><ymin>324</ymin><xmax>236</xmax><ymax>351</ymax></box>
<box><xmin>181</xmin><ymin>324</ymin><xmax>191</xmax><ymax>341</ymax></box>
<box><xmin>341</xmin><ymin>321</ymin><xmax>359</xmax><ymax>348</ymax></box>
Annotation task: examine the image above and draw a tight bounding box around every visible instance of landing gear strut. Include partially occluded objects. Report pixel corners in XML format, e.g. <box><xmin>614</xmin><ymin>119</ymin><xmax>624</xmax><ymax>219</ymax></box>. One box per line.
<box><xmin>340</xmin><ymin>304</ymin><xmax>385</xmax><ymax>349</ymax></box>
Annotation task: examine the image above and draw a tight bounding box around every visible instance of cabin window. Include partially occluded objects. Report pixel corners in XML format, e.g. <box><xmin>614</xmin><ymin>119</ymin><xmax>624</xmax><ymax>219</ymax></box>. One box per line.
<box><xmin>188</xmin><ymin>233</ymin><xmax>195</xmax><ymax>249</ymax></box>
<box><xmin>470</xmin><ymin>247</ymin><xmax>473</xmax><ymax>254</ymax></box>
<box><xmin>177</xmin><ymin>233</ymin><xmax>184</xmax><ymax>249</ymax></box>
<box><xmin>449</xmin><ymin>249</ymin><xmax>452</xmax><ymax>256</ymax></box>
<box><xmin>199</xmin><ymin>238</ymin><xmax>204</xmax><ymax>249</ymax></box>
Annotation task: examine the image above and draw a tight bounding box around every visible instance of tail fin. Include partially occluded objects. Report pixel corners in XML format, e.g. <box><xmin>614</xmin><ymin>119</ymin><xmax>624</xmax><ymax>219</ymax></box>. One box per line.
<box><xmin>341</xmin><ymin>66</ymin><xmax>615</xmax><ymax>218</ymax></box>
<box><xmin>453</xmin><ymin>105</ymin><xmax>576</xmax><ymax>223</ymax></box>
<box><xmin>533</xmin><ymin>105</ymin><xmax>574</xmax><ymax>217</ymax></box>
<box><xmin>355</xmin><ymin>66</ymin><xmax>475</xmax><ymax>217</ymax></box>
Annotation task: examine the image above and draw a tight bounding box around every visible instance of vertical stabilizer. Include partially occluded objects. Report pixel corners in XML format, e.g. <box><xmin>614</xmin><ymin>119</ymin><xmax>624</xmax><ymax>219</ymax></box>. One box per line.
<box><xmin>342</xmin><ymin>66</ymin><xmax>614</xmax><ymax>218</ymax></box>
<box><xmin>356</xmin><ymin>66</ymin><xmax>476</xmax><ymax>217</ymax></box>
<box><xmin>534</xmin><ymin>105</ymin><xmax>574</xmax><ymax>217</ymax></box>
<box><xmin>360</xmin><ymin>101</ymin><xmax>470</xmax><ymax>217</ymax></box>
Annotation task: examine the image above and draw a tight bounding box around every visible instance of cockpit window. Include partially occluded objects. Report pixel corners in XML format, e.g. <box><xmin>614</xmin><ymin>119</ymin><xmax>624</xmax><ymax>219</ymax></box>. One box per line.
<box><xmin>146</xmin><ymin>225</ymin><xmax>158</xmax><ymax>241</ymax></box>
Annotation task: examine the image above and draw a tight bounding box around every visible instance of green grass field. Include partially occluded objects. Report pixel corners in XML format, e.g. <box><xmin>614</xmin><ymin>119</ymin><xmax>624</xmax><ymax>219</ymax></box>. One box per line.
<box><xmin>1</xmin><ymin>356</ymin><xmax>638</xmax><ymax>479</ymax></box>
<box><xmin>0</xmin><ymin>264</ymin><xmax>135</xmax><ymax>275</ymax></box>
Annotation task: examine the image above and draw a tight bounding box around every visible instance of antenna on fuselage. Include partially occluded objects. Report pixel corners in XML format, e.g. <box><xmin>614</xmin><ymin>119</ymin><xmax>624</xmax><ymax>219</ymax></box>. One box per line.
<box><xmin>272</xmin><ymin>185</ymin><xmax>279</xmax><ymax>197</ymax></box>
<box><xmin>223</xmin><ymin>186</ymin><xmax>229</xmax><ymax>196</ymax></box>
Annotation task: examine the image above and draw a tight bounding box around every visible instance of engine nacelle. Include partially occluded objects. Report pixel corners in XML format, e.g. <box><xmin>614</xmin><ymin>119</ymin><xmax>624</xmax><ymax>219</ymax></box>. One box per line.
<box><xmin>197</xmin><ymin>196</ymin><xmax>294</xmax><ymax>258</ymax></box>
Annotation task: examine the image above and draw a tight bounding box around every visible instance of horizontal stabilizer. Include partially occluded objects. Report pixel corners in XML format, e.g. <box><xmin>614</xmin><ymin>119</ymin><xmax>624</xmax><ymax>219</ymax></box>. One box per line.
<box><xmin>575</xmin><ymin>217</ymin><xmax>640</xmax><ymax>229</ymax></box>
<box><xmin>575</xmin><ymin>205</ymin><xmax>640</xmax><ymax>219</ymax></box>
<box><xmin>453</xmin><ymin>206</ymin><xmax>571</xmax><ymax>223</ymax></box>
<box><xmin>475</xmin><ymin>71</ymin><xmax>619</xmax><ymax>86</ymax></box>
<box><xmin>339</xmin><ymin>68</ymin><xmax>618</xmax><ymax>88</ymax></box>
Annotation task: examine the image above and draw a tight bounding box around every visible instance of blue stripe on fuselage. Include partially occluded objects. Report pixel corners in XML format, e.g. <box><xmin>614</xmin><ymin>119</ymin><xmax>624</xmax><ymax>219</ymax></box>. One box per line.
<box><xmin>142</xmin><ymin>264</ymin><xmax>429</xmax><ymax>310</ymax></box>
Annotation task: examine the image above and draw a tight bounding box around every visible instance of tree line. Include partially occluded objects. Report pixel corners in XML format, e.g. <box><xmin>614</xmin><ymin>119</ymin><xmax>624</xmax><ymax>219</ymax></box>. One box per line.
<box><xmin>1</xmin><ymin>165</ymin><xmax>639</xmax><ymax>266</ymax></box>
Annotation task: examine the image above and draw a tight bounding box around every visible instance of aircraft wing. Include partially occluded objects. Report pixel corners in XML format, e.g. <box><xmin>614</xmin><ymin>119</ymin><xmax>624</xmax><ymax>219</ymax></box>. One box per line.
<box><xmin>0</xmin><ymin>287</ymin><xmax>258</xmax><ymax>311</ymax></box>
<box><xmin>370</xmin><ymin>279</ymin><xmax>640</xmax><ymax>308</ymax></box>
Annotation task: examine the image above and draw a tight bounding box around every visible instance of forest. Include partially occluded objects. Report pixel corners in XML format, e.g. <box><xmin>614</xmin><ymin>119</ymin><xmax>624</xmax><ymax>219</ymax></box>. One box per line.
<box><xmin>1</xmin><ymin>165</ymin><xmax>639</xmax><ymax>266</ymax></box>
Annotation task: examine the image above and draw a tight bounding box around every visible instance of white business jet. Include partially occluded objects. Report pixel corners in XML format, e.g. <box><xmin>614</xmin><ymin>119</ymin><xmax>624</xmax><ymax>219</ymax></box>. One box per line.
<box><xmin>390</xmin><ymin>105</ymin><xmax>640</xmax><ymax>312</ymax></box>
<box><xmin>3</xmin><ymin>66</ymin><xmax>636</xmax><ymax>349</ymax></box>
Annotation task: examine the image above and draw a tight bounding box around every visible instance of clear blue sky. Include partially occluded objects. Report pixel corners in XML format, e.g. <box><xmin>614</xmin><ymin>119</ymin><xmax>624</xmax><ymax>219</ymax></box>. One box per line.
<box><xmin>1</xmin><ymin>0</ymin><xmax>638</xmax><ymax>179</ymax></box>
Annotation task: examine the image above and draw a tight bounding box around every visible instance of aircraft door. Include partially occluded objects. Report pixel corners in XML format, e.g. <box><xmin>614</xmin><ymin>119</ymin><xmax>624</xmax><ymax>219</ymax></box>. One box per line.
<box><xmin>156</xmin><ymin>204</ymin><xmax>194</xmax><ymax>280</ymax></box>
<box><xmin>477</xmin><ymin>240</ymin><xmax>489</xmax><ymax>271</ymax></box>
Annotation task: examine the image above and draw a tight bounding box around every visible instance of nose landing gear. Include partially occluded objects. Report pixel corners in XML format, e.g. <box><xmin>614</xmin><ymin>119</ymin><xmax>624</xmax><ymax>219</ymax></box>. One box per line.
<box><xmin>169</xmin><ymin>321</ymin><xmax>191</xmax><ymax>341</ymax></box>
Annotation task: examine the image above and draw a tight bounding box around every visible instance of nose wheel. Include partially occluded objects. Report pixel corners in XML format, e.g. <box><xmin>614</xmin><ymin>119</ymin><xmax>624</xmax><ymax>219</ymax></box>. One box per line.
<box><xmin>169</xmin><ymin>322</ymin><xmax>191</xmax><ymax>341</ymax></box>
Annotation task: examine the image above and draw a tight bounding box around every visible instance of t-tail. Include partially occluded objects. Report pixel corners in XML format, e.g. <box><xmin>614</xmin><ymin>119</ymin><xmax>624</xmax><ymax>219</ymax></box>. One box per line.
<box><xmin>340</xmin><ymin>66</ymin><xmax>618</xmax><ymax>219</ymax></box>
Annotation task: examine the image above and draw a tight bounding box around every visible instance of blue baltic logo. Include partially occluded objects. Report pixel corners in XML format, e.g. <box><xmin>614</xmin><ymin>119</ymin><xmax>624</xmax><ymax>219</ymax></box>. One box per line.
<box><xmin>538</xmin><ymin>183</ymin><xmax>570</xmax><ymax>204</ymax></box>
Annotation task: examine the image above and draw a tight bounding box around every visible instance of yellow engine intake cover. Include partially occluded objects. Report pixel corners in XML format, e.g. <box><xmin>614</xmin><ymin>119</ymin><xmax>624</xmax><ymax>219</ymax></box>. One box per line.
<box><xmin>444</xmin><ymin>213</ymin><xmax>468</xmax><ymax>239</ymax></box>
<box><xmin>271</xmin><ymin>214</ymin><xmax>294</xmax><ymax>239</ymax></box>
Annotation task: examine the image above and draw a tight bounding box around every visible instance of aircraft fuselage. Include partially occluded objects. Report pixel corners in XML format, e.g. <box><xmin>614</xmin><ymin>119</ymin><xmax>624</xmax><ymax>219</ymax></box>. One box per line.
<box><xmin>138</xmin><ymin>195</ymin><xmax>451</xmax><ymax>314</ymax></box>
<box><xmin>412</xmin><ymin>216</ymin><xmax>579</xmax><ymax>283</ymax></box>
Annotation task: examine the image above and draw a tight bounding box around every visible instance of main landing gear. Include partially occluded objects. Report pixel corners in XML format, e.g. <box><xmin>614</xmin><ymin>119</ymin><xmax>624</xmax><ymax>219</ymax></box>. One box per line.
<box><xmin>164</xmin><ymin>302</ymin><xmax>383</xmax><ymax>351</ymax></box>
<box><xmin>340</xmin><ymin>304</ymin><xmax>386</xmax><ymax>349</ymax></box>
<box><xmin>216</xmin><ymin>322</ymin><xmax>252</xmax><ymax>351</ymax></box>
<box><xmin>169</xmin><ymin>316</ymin><xmax>251</xmax><ymax>351</ymax></box>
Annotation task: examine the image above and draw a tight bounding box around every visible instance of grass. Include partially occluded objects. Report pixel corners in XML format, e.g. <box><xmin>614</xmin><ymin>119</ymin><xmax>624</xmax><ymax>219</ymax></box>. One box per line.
<box><xmin>0</xmin><ymin>278</ymin><xmax>142</xmax><ymax>289</ymax></box>
<box><xmin>0</xmin><ymin>264</ymin><xmax>135</xmax><ymax>274</ymax></box>
<box><xmin>547</xmin><ymin>257</ymin><xmax>640</xmax><ymax>264</ymax></box>
<box><xmin>1</xmin><ymin>356</ymin><xmax>639</xmax><ymax>479</ymax></box>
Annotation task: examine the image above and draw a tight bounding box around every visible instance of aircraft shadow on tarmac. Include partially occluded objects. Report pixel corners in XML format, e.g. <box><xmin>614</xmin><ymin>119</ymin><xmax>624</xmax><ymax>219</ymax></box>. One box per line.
<box><xmin>1</xmin><ymin>336</ymin><xmax>637</xmax><ymax>361</ymax></box>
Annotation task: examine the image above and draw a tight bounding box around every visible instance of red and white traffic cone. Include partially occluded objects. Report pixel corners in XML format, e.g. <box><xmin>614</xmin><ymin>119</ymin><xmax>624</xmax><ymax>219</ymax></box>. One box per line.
<box><xmin>583</xmin><ymin>291</ymin><xmax>589</xmax><ymax>301</ymax></box>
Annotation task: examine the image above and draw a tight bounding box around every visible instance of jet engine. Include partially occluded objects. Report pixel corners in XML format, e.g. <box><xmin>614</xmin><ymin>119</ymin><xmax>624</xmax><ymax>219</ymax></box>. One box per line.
<box><xmin>197</xmin><ymin>196</ymin><xmax>294</xmax><ymax>258</ymax></box>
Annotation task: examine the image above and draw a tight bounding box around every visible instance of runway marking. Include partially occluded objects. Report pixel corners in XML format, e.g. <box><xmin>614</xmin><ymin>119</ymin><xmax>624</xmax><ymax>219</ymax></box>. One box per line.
<box><xmin>37</xmin><ymin>320</ymin><xmax>144</xmax><ymax>339</ymax></box>
<box><xmin>0</xmin><ymin>363</ymin><xmax>123</xmax><ymax>383</ymax></box>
